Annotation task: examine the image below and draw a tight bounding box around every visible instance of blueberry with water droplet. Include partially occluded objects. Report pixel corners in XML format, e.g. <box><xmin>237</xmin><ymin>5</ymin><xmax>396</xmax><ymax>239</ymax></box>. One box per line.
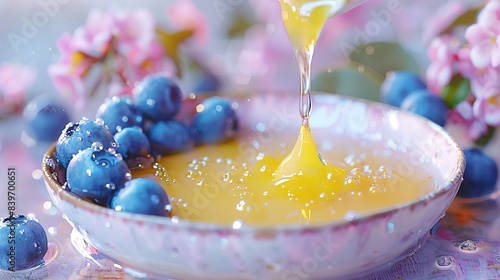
<box><xmin>23</xmin><ymin>97</ymin><xmax>71</xmax><ymax>142</ymax></box>
<box><xmin>134</xmin><ymin>75</ymin><xmax>182</xmax><ymax>121</ymax></box>
<box><xmin>458</xmin><ymin>148</ymin><xmax>498</xmax><ymax>198</ymax></box>
<box><xmin>56</xmin><ymin>118</ymin><xmax>116</xmax><ymax>168</ymax></box>
<box><xmin>66</xmin><ymin>147</ymin><xmax>130</xmax><ymax>205</ymax></box>
<box><xmin>0</xmin><ymin>215</ymin><xmax>48</xmax><ymax>271</ymax></box>
<box><xmin>96</xmin><ymin>96</ymin><xmax>144</xmax><ymax>134</ymax></box>
<box><xmin>149</xmin><ymin>120</ymin><xmax>193</xmax><ymax>156</ymax></box>
<box><xmin>380</xmin><ymin>71</ymin><xmax>427</xmax><ymax>107</ymax></box>
<box><xmin>191</xmin><ymin>97</ymin><xmax>238</xmax><ymax>144</ymax></box>
<box><xmin>110</xmin><ymin>178</ymin><xmax>171</xmax><ymax>217</ymax></box>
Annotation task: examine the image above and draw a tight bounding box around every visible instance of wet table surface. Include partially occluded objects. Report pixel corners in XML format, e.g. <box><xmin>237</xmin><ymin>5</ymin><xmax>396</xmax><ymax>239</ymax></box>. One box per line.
<box><xmin>1</xmin><ymin>118</ymin><xmax>500</xmax><ymax>280</ymax></box>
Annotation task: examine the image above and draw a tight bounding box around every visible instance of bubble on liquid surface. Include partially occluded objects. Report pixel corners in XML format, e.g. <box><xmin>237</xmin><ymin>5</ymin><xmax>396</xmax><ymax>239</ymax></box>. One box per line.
<box><xmin>458</xmin><ymin>240</ymin><xmax>478</xmax><ymax>252</ymax></box>
<box><xmin>435</xmin><ymin>256</ymin><xmax>455</xmax><ymax>269</ymax></box>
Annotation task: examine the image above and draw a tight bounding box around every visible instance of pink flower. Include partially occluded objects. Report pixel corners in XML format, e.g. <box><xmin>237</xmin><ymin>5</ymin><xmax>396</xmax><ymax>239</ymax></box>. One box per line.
<box><xmin>465</xmin><ymin>0</ymin><xmax>500</xmax><ymax>68</ymax></box>
<box><xmin>167</xmin><ymin>0</ymin><xmax>209</xmax><ymax>44</ymax></box>
<box><xmin>425</xmin><ymin>35</ymin><xmax>460</xmax><ymax>94</ymax></box>
<box><xmin>0</xmin><ymin>63</ymin><xmax>37</xmax><ymax>116</ymax></box>
<box><xmin>49</xmin><ymin>8</ymin><xmax>174</xmax><ymax>111</ymax></box>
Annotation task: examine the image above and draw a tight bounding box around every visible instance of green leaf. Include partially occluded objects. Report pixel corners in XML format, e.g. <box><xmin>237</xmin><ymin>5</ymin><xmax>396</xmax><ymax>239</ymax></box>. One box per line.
<box><xmin>475</xmin><ymin>126</ymin><xmax>496</xmax><ymax>147</ymax></box>
<box><xmin>439</xmin><ymin>6</ymin><xmax>482</xmax><ymax>35</ymax></box>
<box><xmin>349</xmin><ymin>42</ymin><xmax>420</xmax><ymax>78</ymax></box>
<box><xmin>440</xmin><ymin>74</ymin><xmax>471</xmax><ymax>109</ymax></box>
<box><xmin>312</xmin><ymin>61</ymin><xmax>384</xmax><ymax>101</ymax></box>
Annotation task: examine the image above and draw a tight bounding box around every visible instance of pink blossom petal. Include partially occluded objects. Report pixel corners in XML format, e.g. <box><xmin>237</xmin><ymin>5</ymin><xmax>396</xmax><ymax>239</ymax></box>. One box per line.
<box><xmin>470</xmin><ymin>41</ymin><xmax>496</xmax><ymax>68</ymax></box>
<box><xmin>473</xmin><ymin>94</ymin><xmax>500</xmax><ymax>126</ymax></box>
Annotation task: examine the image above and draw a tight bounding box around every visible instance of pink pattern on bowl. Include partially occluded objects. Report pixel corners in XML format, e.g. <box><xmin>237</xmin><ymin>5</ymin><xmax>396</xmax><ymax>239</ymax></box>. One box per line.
<box><xmin>42</xmin><ymin>93</ymin><xmax>464</xmax><ymax>279</ymax></box>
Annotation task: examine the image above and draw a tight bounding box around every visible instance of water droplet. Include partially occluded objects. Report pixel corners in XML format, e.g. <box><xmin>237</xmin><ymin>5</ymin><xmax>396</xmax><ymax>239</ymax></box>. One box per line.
<box><xmin>223</xmin><ymin>172</ymin><xmax>231</xmax><ymax>182</ymax></box>
<box><xmin>122</xmin><ymin>116</ymin><xmax>129</xmax><ymax>123</ymax></box>
<box><xmin>436</xmin><ymin>256</ymin><xmax>455</xmax><ymax>269</ymax></box>
<box><xmin>232</xmin><ymin>219</ymin><xmax>243</xmax><ymax>229</ymax></box>
<box><xmin>48</xmin><ymin>226</ymin><xmax>58</xmax><ymax>236</ymax></box>
<box><xmin>95</xmin><ymin>118</ymin><xmax>105</xmax><ymax>126</ymax></box>
<box><xmin>86</xmin><ymin>169</ymin><xmax>92</xmax><ymax>176</ymax></box>
<box><xmin>91</xmin><ymin>142</ymin><xmax>103</xmax><ymax>151</ymax></box>
<box><xmin>43</xmin><ymin>201</ymin><xmax>52</xmax><ymax>210</ymax></box>
<box><xmin>105</xmin><ymin>183</ymin><xmax>115</xmax><ymax>190</ymax></box>
<box><xmin>151</xmin><ymin>194</ymin><xmax>160</xmax><ymax>204</ymax></box>
<box><xmin>344</xmin><ymin>211</ymin><xmax>358</xmax><ymax>221</ymax></box>
<box><xmin>255</xmin><ymin>122</ymin><xmax>266</xmax><ymax>132</ymax></box>
<box><xmin>459</xmin><ymin>240</ymin><xmax>478</xmax><ymax>252</ymax></box>
<box><xmin>32</xmin><ymin>169</ymin><xmax>43</xmax><ymax>180</ymax></box>
<box><xmin>115</xmin><ymin>153</ymin><xmax>123</xmax><ymax>161</ymax></box>
<box><xmin>125</xmin><ymin>172</ymin><xmax>132</xmax><ymax>180</ymax></box>
<box><xmin>116</xmin><ymin>126</ymin><xmax>122</xmax><ymax>132</ymax></box>
<box><xmin>77</xmin><ymin>136</ymin><xmax>83</xmax><ymax>142</ymax></box>
<box><xmin>171</xmin><ymin>216</ymin><xmax>180</xmax><ymax>224</ymax></box>
<box><xmin>387</xmin><ymin>222</ymin><xmax>395</xmax><ymax>233</ymax></box>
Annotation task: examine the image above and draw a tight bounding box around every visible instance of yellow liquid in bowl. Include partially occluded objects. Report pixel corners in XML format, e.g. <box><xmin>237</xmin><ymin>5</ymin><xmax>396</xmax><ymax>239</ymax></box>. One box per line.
<box><xmin>134</xmin><ymin>128</ymin><xmax>434</xmax><ymax>226</ymax></box>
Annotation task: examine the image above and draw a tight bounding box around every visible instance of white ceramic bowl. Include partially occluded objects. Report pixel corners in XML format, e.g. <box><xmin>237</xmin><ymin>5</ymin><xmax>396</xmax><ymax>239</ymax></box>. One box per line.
<box><xmin>42</xmin><ymin>92</ymin><xmax>465</xmax><ymax>279</ymax></box>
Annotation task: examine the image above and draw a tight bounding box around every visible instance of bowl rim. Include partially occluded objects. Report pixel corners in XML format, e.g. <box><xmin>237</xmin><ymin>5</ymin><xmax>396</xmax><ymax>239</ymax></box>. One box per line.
<box><xmin>42</xmin><ymin>93</ymin><xmax>466</xmax><ymax>233</ymax></box>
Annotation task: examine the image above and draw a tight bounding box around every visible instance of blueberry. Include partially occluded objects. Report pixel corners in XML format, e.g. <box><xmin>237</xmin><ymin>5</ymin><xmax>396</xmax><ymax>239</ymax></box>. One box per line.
<box><xmin>114</xmin><ymin>127</ymin><xmax>151</xmax><ymax>159</ymax></box>
<box><xmin>0</xmin><ymin>215</ymin><xmax>48</xmax><ymax>271</ymax></box>
<box><xmin>380</xmin><ymin>71</ymin><xmax>427</xmax><ymax>107</ymax></box>
<box><xmin>66</xmin><ymin>145</ymin><xmax>130</xmax><ymax>206</ymax></box>
<box><xmin>149</xmin><ymin>121</ymin><xmax>193</xmax><ymax>156</ymax></box>
<box><xmin>134</xmin><ymin>75</ymin><xmax>182</xmax><ymax>121</ymax></box>
<box><xmin>400</xmin><ymin>89</ymin><xmax>449</xmax><ymax>126</ymax></box>
<box><xmin>95</xmin><ymin>96</ymin><xmax>144</xmax><ymax>134</ymax></box>
<box><xmin>458</xmin><ymin>148</ymin><xmax>498</xmax><ymax>198</ymax></box>
<box><xmin>23</xmin><ymin>97</ymin><xmax>70</xmax><ymax>142</ymax></box>
<box><xmin>56</xmin><ymin>118</ymin><xmax>116</xmax><ymax>168</ymax></box>
<box><xmin>191</xmin><ymin>97</ymin><xmax>238</xmax><ymax>144</ymax></box>
<box><xmin>110</xmin><ymin>178</ymin><xmax>171</xmax><ymax>217</ymax></box>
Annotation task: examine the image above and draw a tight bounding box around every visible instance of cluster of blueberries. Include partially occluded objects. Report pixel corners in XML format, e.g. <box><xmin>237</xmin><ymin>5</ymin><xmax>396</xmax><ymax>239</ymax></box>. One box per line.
<box><xmin>0</xmin><ymin>75</ymin><xmax>238</xmax><ymax>272</ymax></box>
<box><xmin>55</xmin><ymin>75</ymin><xmax>238</xmax><ymax>214</ymax></box>
<box><xmin>380</xmin><ymin>71</ymin><xmax>498</xmax><ymax>198</ymax></box>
